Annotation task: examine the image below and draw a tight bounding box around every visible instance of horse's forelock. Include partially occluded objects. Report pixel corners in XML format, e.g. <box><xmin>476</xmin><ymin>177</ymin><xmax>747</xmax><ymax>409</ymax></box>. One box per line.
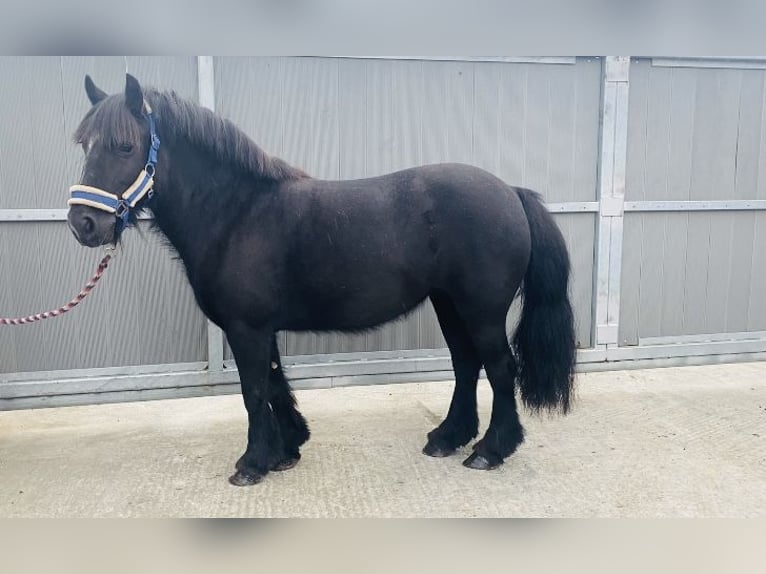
<box><xmin>73</xmin><ymin>95</ymin><xmax>143</xmax><ymax>148</ymax></box>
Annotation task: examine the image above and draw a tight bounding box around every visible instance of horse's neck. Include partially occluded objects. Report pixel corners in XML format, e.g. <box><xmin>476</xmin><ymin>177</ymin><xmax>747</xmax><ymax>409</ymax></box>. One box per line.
<box><xmin>148</xmin><ymin>140</ymin><xmax>247</xmax><ymax>275</ymax></box>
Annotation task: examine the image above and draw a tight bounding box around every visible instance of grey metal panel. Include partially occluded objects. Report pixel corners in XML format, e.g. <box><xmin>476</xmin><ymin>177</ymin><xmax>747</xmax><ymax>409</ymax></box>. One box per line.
<box><xmin>619</xmin><ymin>212</ymin><xmax>766</xmax><ymax>342</ymax></box>
<box><xmin>554</xmin><ymin>213</ymin><xmax>596</xmax><ymax>349</ymax></box>
<box><xmin>215</xmin><ymin>56</ymin><xmax>602</xmax><ymax>196</ymax></box>
<box><xmin>572</xmin><ymin>59</ymin><xmax>603</xmax><ymax>202</ymax></box>
<box><xmin>625</xmin><ymin>58</ymin><xmax>648</xmax><ymax>204</ymax></box>
<box><xmin>0</xmin><ymin>57</ymin><xmax>205</xmax><ymax>375</ymax></box>
<box><xmin>125</xmin><ymin>57</ymin><xmax>199</xmax><ymax>102</ymax></box>
<box><xmin>472</xmin><ymin>63</ymin><xmax>501</xmax><ymax>175</ymax></box>
<box><xmin>0</xmin><ymin>57</ymin><xmax>70</xmax><ymax>210</ymax></box>
<box><xmin>659</xmin><ymin>212</ymin><xmax>689</xmax><ymax>337</ymax></box>
<box><xmin>492</xmin><ymin>59</ymin><xmax>602</xmax><ymax>202</ymax></box>
<box><xmin>705</xmin><ymin>213</ymin><xmax>734</xmax><ymax>333</ymax></box>
<box><xmin>622</xmin><ymin>59</ymin><xmax>766</xmax><ymax>343</ymax></box>
<box><xmin>618</xmin><ymin>213</ymin><xmax>691</xmax><ymax>343</ymax></box>
<box><xmin>215</xmin><ymin>57</ymin><xmax>600</xmax><ymax>358</ymax></box>
<box><xmin>627</xmin><ymin>58</ymin><xmax>766</xmax><ymax>202</ymax></box>
<box><xmin>0</xmin><ymin>57</ymin><xmax>201</xmax><ymax>374</ymax></box>
<box><xmin>0</xmin><ymin>222</ymin><xmax>207</xmax><ymax>374</ymax></box>
<box><xmin>337</xmin><ymin>58</ymin><xmax>368</xmax><ymax>180</ymax></box>
<box><xmin>749</xmin><ymin>213</ymin><xmax>766</xmax><ymax>331</ymax></box>
<box><xmin>726</xmin><ymin>211</ymin><xmax>756</xmax><ymax>332</ymax></box>
<box><xmin>682</xmin><ymin>213</ymin><xmax>713</xmax><ymax>336</ymax></box>
<box><xmin>734</xmin><ymin>72</ymin><xmax>764</xmax><ymax>199</ymax></box>
<box><xmin>644</xmin><ymin>65</ymin><xmax>672</xmax><ymax>203</ymax></box>
<box><xmin>666</xmin><ymin>69</ymin><xmax>696</xmax><ymax>200</ymax></box>
<box><xmin>618</xmin><ymin>215</ymin><xmax>641</xmax><ymax>345</ymax></box>
<box><xmin>637</xmin><ymin>214</ymin><xmax>664</xmax><ymax>339</ymax></box>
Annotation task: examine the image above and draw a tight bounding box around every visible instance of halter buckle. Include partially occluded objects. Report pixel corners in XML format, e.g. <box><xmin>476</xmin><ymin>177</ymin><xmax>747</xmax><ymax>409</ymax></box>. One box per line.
<box><xmin>114</xmin><ymin>200</ymin><xmax>130</xmax><ymax>220</ymax></box>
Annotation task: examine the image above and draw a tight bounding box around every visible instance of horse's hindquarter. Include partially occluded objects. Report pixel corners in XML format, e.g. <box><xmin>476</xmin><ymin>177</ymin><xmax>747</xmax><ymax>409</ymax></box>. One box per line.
<box><xmin>278</xmin><ymin>164</ymin><xmax>530</xmax><ymax>331</ymax></box>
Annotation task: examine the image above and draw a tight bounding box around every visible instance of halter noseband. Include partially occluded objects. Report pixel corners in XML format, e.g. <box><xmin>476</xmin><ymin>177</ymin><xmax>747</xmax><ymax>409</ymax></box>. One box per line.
<box><xmin>68</xmin><ymin>101</ymin><xmax>160</xmax><ymax>228</ymax></box>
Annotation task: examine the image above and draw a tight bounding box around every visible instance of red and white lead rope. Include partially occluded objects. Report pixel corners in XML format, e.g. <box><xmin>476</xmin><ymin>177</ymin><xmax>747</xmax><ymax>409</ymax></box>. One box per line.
<box><xmin>0</xmin><ymin>252</ymin><xmax>113</xmax><ymax>326</ymax></box>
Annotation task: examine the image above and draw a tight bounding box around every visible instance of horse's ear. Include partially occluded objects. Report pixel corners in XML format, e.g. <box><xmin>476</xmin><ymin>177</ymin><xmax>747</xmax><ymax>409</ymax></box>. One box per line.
<box><xmin>124</xmin><ymin>73</ymin><xmax>144</xmax><ymax>117</ymax></box>
<box><xmin>84</xmin><ymin>75</ymin><xmax>107</xmax><ymax>106</ymax></box>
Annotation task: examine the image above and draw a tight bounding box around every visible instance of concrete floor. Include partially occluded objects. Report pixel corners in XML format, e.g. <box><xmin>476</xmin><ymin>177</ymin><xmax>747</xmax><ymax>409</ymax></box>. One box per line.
<box><xmin>1</xmin><ymin>362</ymin><xmax>764</xmax><ymax>517</ymax></box>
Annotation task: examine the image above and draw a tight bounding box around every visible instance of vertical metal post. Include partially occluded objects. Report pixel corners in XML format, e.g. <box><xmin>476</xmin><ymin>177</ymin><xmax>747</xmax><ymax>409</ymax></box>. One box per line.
<box><xmin>197</xmin><ymin>56</ymin><xmax>225</xmax><ymax>372</ymax></box>
<box><xmin>594</xmin><ymin>57</ymin><xmax>630</xmax><ymax>350</ymax></box>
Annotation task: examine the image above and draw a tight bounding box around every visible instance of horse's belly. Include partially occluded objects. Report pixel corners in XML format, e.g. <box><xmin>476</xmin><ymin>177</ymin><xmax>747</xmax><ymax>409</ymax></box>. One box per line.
<box><xmin>281</xmin><ymin>271</ymin><xmax>430</xmax><ymax>332</ymax></box>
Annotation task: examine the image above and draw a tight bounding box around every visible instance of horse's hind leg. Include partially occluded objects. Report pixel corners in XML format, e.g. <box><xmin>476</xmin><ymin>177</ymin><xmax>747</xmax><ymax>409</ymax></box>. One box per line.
<box><xmin>423</xmin><ymin>291</ymin><xmax>481</xmax><ymax>457</ymax></box>
<box><xmin>462</xmin><ymin>320</ymin><xmax>524</xmax><ymax>470</ymax></box>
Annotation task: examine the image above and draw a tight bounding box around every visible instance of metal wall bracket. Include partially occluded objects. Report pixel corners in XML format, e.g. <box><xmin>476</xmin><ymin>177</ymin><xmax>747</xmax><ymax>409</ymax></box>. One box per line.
<box><xmin>600</xmin><ymin>197</ymin><xmax>624</xmax><ymax>217</ymax></box>
<box><xmin>605</xmin><ymin>56</ymin><xmax>630</xmax><ymax>82</ymax></box>
<box><xmin>597</xmin><ymin>324</ymin><xmax>619</xmax><ymax>346</ymax></box>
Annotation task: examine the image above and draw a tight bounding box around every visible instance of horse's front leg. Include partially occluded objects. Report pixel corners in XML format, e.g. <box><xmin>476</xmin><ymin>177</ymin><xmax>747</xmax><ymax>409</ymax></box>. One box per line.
<box><xmin>226</xmin><ymin>322</ymin><xmax>284</xmax><ymax>486</ymax></box>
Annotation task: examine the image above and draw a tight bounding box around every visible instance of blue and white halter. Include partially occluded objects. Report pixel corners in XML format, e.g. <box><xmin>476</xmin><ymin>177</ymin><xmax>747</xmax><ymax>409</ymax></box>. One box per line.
<box><xmin>68</xmin><ymin>101</ymin><xmax>160</xmax><ymax>228</ymax></box>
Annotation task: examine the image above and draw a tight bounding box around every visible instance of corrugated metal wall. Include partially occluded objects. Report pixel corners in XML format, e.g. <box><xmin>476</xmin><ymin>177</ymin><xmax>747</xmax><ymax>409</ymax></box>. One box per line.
<box><xmin>5</xmin><ymin>55</ymin><xmax>763</xmax><ymax>405</ymax></box>
<box><xmin>620</xmin><ymin>58</ymin><xmax>766</xmax><ymax>345</ymax></box>
<box><xmin>214</xmin><ymin>57</ymin><xmax>601</xmax><ymax>357</ymax></box>
<box><xmin>0</xmin><ymin>57</ymin><xmax>207</xmax><ymax>373</ymax></box>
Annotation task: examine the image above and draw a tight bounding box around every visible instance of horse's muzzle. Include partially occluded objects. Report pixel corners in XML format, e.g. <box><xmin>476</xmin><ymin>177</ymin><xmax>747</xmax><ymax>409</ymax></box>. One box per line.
<box><xmin>67</xmin><ymin>205</ymin><xmax>115</xmax><ymax>247</ymax></box>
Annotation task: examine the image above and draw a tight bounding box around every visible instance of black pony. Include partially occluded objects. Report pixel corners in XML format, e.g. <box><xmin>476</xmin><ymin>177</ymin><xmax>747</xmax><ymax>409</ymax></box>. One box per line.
<box><xmin>67</xmin><ymin>74</ymin><xmax>576</xmax><ymax>486</ymax></box>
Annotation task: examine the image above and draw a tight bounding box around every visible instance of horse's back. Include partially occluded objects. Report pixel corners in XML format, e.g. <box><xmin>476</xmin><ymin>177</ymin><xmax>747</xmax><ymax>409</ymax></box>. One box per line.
<box><xmin>294</xmin><ymin>162</ymin><xmax>528</xmax><ymax>235</ymax></box>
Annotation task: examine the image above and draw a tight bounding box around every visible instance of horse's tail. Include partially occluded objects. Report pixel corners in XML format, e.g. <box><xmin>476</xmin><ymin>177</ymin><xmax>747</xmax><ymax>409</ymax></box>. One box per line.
<box><xmin>512</xmin><ymin>188</ymin><xmax>576</xmax><ymax>414</ymax></box>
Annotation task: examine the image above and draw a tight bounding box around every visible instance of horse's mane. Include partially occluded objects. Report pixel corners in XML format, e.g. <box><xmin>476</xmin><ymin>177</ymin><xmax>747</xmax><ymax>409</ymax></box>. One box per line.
<box><xmin>74</xmin><ymin>88</ymin><xmax>309</xmax><ymax>183</ymax></box>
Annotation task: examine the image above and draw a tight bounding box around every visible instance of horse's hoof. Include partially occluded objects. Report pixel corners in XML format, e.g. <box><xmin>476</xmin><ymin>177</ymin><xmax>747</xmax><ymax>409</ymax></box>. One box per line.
<box><xmin>422</xmin><ymin>441</ymin><xmax>455</xmax><ymax>458</ymax></box>
<box><xmin>272</xmin><ymin>454</ymin><xmax>301</xmax><ymax>471</ymax></box>
<box><xmin>228</xmin><ymin>469</ymin><xmax>263</xmax><ymax>486</ymax></box>
<box><xmin>462</xmin><ymin>452</ymin><xmax>501</xmax><ymax>471</ymax></box>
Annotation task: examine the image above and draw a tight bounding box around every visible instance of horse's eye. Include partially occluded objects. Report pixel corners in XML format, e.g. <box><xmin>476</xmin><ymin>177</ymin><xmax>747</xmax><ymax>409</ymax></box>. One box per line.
<box><xmin>117</xmin><ymin>143</ymin><xmax>134</xmax><ymax>154</ymax></box>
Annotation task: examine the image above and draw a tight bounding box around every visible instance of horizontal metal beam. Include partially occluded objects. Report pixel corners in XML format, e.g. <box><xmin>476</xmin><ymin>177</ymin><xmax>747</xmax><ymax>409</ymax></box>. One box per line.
<box><xmin>547</xmin><ymin>202</ymin><xmax>599</xmax><ymax>213</ymax></box>
<box><xmin>606</xmin><ymin>338</ymin><xmax>766</xmax><ymax>362</ymax></box>
<box><xmin>624</xmin><ymin>200</ymin><xmax>766</xmax><ymax>212</ymax></box>
<box><xmin>0</xmin><ymin>209</ymin><xmax>152</xmax><ymax>222</ymax></box>
<box><xmin>323</xmin><ymin>56</ymin><xmax>578</xmax><ymax>65</ymax></box>
<box><xmin>0</xmin><ymin>202</ymin><xmax>599</xmax><ymax>223</ymax></box>
<box><xmin>0</xmin><ymin>209</ymin><xmax>71</xmax><ymax>221</ymax></box>
<box><xmin>652</xmin><ymin>57</ymin><xmax>766</xmax><ymax>70</ymax></box>
<box><xmin>585</xmin><ymin>351</ymin><xmax>766</xmax><ymax>373</ymax></box>
<box><xmin>1</xmin><ymin>383</ymin><xmax>244</xmax><ymax>411</ymax></box>
<box><xmin>4</xmin><ymin>344</ymin><xmax>766</xmax><ymax>411</ymax></box>
<box><xmin>640</xmin><ymin>331</ymin><xmax>766</xmax><ymax>347</ymax></box>
<box><xmin>7</xmin><ymin>336</ymin><xmax>765</xmax><ymax>405</ymax></box>
<box><xmin>1</xmin><ymin>366</ymin><xmax>232</xmax><ymax>400</ymax></box>
<box><xmin>0</xmin><ymin>348</ymin><xmax>605</xmax><ymax>403</ymax></box>
<box><xmin>1</xmin><ymin>361</ymin><xmax>207</xmax><ymax>384</ymax></box>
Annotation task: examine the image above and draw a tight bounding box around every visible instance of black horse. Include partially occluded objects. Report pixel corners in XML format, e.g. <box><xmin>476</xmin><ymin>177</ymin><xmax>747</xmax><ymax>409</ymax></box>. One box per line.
<box><xmin>67</xmin><ymin>74</ymin><xmax>576</xmax><ymax>486</ymax></box>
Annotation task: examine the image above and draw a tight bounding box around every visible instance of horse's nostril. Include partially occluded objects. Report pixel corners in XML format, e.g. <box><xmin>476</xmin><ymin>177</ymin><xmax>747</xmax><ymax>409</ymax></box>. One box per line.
<box><xmin>82</xmin><ymin>215</ymin><xmax>95</xmax><ymax>236</ymax></box>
